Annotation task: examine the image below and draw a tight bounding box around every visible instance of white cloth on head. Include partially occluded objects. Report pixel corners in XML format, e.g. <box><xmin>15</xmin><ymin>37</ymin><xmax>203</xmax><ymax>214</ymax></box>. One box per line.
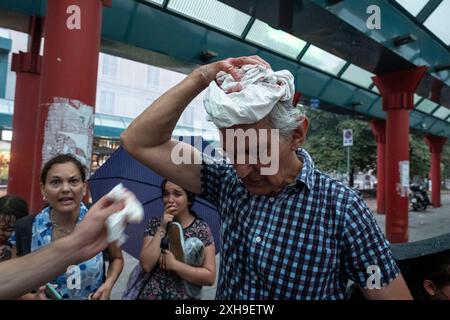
<box><xmin>105</xmin><ymin>183</ymin><xmax>144</xmax><ymax>246</ymax></box>
<box><xmin>203</xmin><ymin>64</ymin><xmax>295</xmax><ymax>128</ymax></box>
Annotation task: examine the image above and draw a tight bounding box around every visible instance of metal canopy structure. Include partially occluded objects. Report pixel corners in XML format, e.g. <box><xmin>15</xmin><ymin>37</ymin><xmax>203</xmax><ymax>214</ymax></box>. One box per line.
<box><xmin>0</xmin><ymin>0</ymin><xmax>450</xmax><ymax>138</ymax></box>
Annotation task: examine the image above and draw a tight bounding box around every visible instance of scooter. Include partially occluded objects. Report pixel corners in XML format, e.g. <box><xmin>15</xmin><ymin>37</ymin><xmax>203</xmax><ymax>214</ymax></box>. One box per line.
<box><xmin>409</xmin><ymin>184</ymin><xmax>430</xmax><ymax>211</ymax></box>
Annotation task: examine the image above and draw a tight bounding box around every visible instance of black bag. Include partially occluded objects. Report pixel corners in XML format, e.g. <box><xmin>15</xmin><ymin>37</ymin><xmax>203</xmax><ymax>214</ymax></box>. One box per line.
<box><xmin>15</xmin><ymin>215</ymin><xmax>34</xmax><ymax>257</ymax></box>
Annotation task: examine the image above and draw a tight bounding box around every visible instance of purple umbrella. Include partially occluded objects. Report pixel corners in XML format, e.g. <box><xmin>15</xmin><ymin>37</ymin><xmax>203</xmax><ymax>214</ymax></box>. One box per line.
<box><xmin>89</xmin><ymin>138</ymin><xmax>221</xmax><ymax>258</ymax></box>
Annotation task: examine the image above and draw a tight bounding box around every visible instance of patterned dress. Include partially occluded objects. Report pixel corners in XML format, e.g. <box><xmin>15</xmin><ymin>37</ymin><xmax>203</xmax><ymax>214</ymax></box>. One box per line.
<box><xmin>10</xmin><ymin>204</ymin><xmax>104</xmax><ymax>300</ymax></box>
<box><xmin>0</xmin><ymin>244</ymin><xmax>12</xmax><ymax>262</ymax></box>
<box><xmin>137</xmin><ymin>217</ymin><xmax>214</xmax><ymax>300</ymax></box>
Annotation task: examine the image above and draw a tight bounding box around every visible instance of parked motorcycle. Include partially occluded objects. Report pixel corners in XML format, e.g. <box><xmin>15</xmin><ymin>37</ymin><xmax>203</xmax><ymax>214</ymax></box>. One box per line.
<box><xmin>409</xmin><ymin>184</ymin><xmax>431</xmax><ymax>211</ymax></box>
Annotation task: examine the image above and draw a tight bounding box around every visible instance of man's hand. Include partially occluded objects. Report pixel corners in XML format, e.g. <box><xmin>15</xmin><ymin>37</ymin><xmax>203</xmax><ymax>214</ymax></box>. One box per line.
<box><xmin>196</xmin><ymin>55</ymin><xmax>271</xmax><ymax>87</ymax></box>
<box><xmin>69</xmin><ymin>196</ymin><xmax>125</xmax><ymax>262</ymax></box>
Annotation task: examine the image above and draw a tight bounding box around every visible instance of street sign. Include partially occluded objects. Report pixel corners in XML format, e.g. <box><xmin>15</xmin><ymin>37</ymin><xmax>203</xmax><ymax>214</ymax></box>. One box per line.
<box><xmin>343</xmin><ymin>129</ymin><xmax>353</xmax><ymax>146</ymax></box>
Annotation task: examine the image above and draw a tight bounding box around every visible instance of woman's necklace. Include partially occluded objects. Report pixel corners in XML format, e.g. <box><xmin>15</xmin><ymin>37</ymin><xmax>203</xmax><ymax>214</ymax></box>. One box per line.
<box><xmin>50</xmin><ymin>209</ymin><xmax>75</xmax><ymax>234</ymax></box>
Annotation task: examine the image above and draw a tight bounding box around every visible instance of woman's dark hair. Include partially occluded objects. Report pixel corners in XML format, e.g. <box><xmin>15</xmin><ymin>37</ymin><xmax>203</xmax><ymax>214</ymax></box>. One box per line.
<box><xmin>0</xmin><ymin>195</ymin><xmax>29</xmax><ymax>224</ymax></box>
<box><xmin>40</xmin><ymin>154</ymin><xmax>87</xmax><ymax>184</ymax></box>
<box><xmin>161</xmin><ymin>179</ymin><xmax>198</xmax><ymax>218</ymax></box>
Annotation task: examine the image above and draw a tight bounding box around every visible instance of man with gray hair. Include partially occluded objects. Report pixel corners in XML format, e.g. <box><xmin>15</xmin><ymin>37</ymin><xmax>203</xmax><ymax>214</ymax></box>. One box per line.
<box><xmin>121</xmin><ymin>56</ymin><xmax>412</xmax><ymax>299</ymax></box>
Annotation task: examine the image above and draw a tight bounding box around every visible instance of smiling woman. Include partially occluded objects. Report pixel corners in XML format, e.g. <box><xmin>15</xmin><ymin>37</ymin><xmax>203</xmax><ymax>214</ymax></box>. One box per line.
<box><xmin>9</xmin><ymin>154</ymin><xmax>124</xmax><ymax>300</ymax></box>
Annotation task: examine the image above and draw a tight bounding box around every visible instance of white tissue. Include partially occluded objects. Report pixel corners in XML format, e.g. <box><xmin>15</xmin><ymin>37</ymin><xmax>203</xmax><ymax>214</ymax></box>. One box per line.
<box><xmin>203</xmin><ymin>64</ymin><xmax>295</xmax><ymax>128</ymax></box>
<box><xmin>105</xmin><ymin>183</ymin><xmax>144</xmax><ymax>246</ymax></box>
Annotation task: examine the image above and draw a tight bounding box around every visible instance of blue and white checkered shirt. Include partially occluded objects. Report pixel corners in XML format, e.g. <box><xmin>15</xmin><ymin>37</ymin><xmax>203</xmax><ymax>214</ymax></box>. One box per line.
<box><xmin>201</xmin><ymin>148</ymin><xmax>400</xmax><ymax>299</ymax></box>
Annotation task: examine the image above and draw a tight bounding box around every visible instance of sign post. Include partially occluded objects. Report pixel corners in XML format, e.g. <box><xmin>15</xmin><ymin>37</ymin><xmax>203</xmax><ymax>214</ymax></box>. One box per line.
<box><xmin>343</xmin><ymin>129</ymin><xmax>353</xmax><ymax>186</ymax></box>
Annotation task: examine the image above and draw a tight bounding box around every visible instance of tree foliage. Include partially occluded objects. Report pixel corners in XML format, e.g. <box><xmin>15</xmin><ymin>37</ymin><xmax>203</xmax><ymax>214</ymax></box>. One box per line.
<box><xmin>302</xmin><ymin>108</ymin><xmax>376</xmax><ymax>175</ymax></box>
<box><xmin>301</xmin><ymin>107</ymin><xmax>440</xmax><ymax>182</ymax></box>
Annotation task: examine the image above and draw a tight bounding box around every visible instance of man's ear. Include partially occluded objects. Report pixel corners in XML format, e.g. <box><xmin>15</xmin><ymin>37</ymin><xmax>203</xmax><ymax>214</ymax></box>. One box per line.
<box><xmin>290</xmin><ymin>116</ymin><xmax>309</xmax><ymax>150</ymax></box>
<box><xmin>423</xmin><ymin>280</ymin><xmax>437</xmax><ymax>297</ymax></box>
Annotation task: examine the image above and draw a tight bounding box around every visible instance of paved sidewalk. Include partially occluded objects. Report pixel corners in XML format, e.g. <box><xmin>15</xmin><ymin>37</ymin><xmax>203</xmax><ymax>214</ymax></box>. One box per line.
<box><xmin>365</xmin><ymin>192</ymin><xmax>450</xmax><ymax>242</ymax></box>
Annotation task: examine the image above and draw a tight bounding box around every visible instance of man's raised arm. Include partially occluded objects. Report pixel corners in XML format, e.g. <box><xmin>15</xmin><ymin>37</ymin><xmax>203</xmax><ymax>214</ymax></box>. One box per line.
<box><xmin>120</xmin><ymin>56</ymin><xmax>270</xmax><ymax>194</ymax></box>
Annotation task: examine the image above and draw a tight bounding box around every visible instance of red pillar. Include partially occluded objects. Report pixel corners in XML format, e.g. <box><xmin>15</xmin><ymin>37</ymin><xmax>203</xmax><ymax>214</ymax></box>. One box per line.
<box><xmin>30</xmin><ymin>0</ymin><xmax>108</xmax><ymax>213</ymax></box>
<box><xmin>424</xmin><ymin>135</ymin><xmax>447</xmax><ymax>207</ymax></box>
<box><xmin>369</xmin><ymin>119</ymin><xmax>386</xmax><ymax>214</ymax></box>
<box><xmin>372</xmin><ymin>66</ymin><xmax>427</xmax><ymax>243</ymax></box>
<box><xmin>7</xmin><ymin>17</ymin><xmax>43</xmax><ymax>207</ymax></box>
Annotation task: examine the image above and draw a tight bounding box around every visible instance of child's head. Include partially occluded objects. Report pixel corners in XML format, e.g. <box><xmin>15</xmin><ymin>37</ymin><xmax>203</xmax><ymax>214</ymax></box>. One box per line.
<box><xmin>0</xmin><ymin>195</ymin><xmax>28</xmax><ymax>245</ymax></box>
<box><xmin>422</xmin><ymin>256</ymin><xmax>450</xmax><ymax>300</ymax></box>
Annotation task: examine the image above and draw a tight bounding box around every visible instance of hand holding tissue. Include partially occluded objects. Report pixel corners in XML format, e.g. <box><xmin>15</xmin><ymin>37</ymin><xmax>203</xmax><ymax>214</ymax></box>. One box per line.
<box><xmin>105</xmin><ymin>183</ymin><xmax>144</xmax><ymax>246</ymax></box>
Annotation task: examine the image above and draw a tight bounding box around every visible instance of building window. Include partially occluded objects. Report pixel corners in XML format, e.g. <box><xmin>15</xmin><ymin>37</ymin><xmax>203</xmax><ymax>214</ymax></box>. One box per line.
<box><xmin>102</xmin><ymin>54</ymin><xmax>118</xmax><ymax>78</ymax></box>
<box><xmin>147</xmin><ymin>66</ymin><xmax>160</xmax><ymax>86</ymax></box>
<box><xmin>99</xmin><ymin>90</ymin><xmax>115</xmax><ymax>114</ymax></box>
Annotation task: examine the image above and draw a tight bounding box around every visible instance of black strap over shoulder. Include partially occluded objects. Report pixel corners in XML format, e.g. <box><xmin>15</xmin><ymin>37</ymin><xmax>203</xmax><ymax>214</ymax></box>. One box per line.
<box><xmin>15</xmin><ymin>215</ymin><xmax>34</xmax><ymax>257</ymax></box>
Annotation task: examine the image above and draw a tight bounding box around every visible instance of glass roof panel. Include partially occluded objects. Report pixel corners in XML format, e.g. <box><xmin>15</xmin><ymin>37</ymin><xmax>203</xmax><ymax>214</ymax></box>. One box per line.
<box><xmin>394</xmin><ymin>0</ymin><xmax>429</xmax><ymax>16</ymax></box>
<box><xmin>413</xmin><ymin>94</ymin><xmax>423</xmax><ymax>105</ymax></box>
<box><xmin>371</xmin><ymin>85</ymin><xmax>380</xmax><ymax>94</ymax></box>
<box><xmin>167</xmin><ymin>0</ymin><xmax>251</xmax><ymax>37</ymax></box>
<box><xmin>432</xmin><ymin>106</ymin><xmax>450</xmax><ymax>119</ymax></box>
<box><xmin>423</xmin><ymin>0</ymin><xmax>450</xmax><ymax>45</ymax></box>
<box><xmin>340</xmin><ymin>64</ymin><xmax>374</xmax><ymax>88</ymax></box>
<box><xmin>415</xmin><ymin>99</ymin><xmax>439</xmax><ymax>113</ymax></box>
<box><xmin>300</xmin><ymin>45</ymin><xmax>347</xmax><ymax>75</ymax></box>
<box><xmin>246</xmin><ymin>19</ymin><xmax>307</xmax><ymax>59</ymax></box>
<box><xmin>144</xmin><ymin>0</ymin><xmax>165</xmax><ymax>6</ymax></box>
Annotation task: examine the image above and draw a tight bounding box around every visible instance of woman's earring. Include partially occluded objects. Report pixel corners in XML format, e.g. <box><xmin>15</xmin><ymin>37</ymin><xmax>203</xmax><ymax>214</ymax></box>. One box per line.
<box><xmin>42</xmin><ymin>195</ymin><xmax>47</xmax><ymax>201</ymax></box>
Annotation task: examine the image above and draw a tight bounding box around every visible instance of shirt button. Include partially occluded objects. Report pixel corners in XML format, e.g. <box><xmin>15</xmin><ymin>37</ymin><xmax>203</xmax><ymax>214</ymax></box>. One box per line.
<box><xmin>255</xmin><ymin>236</ymin><xmax>261</xmax><ymax>243</ymax></box>
<box><xmin>269</xmin><ymin>197</ymin><xmax>274</xmax><ymax>202</ymax></box>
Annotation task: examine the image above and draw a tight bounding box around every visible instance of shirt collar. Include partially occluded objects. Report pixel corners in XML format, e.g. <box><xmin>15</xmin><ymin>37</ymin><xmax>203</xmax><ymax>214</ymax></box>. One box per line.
<box><xmin>293</xmin><ymin>148</ymin><xmax>314</xmax><ymax>191</ymax></box>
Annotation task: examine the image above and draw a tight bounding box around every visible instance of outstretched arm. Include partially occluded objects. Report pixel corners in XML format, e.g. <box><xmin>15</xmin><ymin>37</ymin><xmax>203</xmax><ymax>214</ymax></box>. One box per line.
<box><xmin>0</xmin><ymin>196</ymin><xmax>124</xmax><ymax>300</ymax></box>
